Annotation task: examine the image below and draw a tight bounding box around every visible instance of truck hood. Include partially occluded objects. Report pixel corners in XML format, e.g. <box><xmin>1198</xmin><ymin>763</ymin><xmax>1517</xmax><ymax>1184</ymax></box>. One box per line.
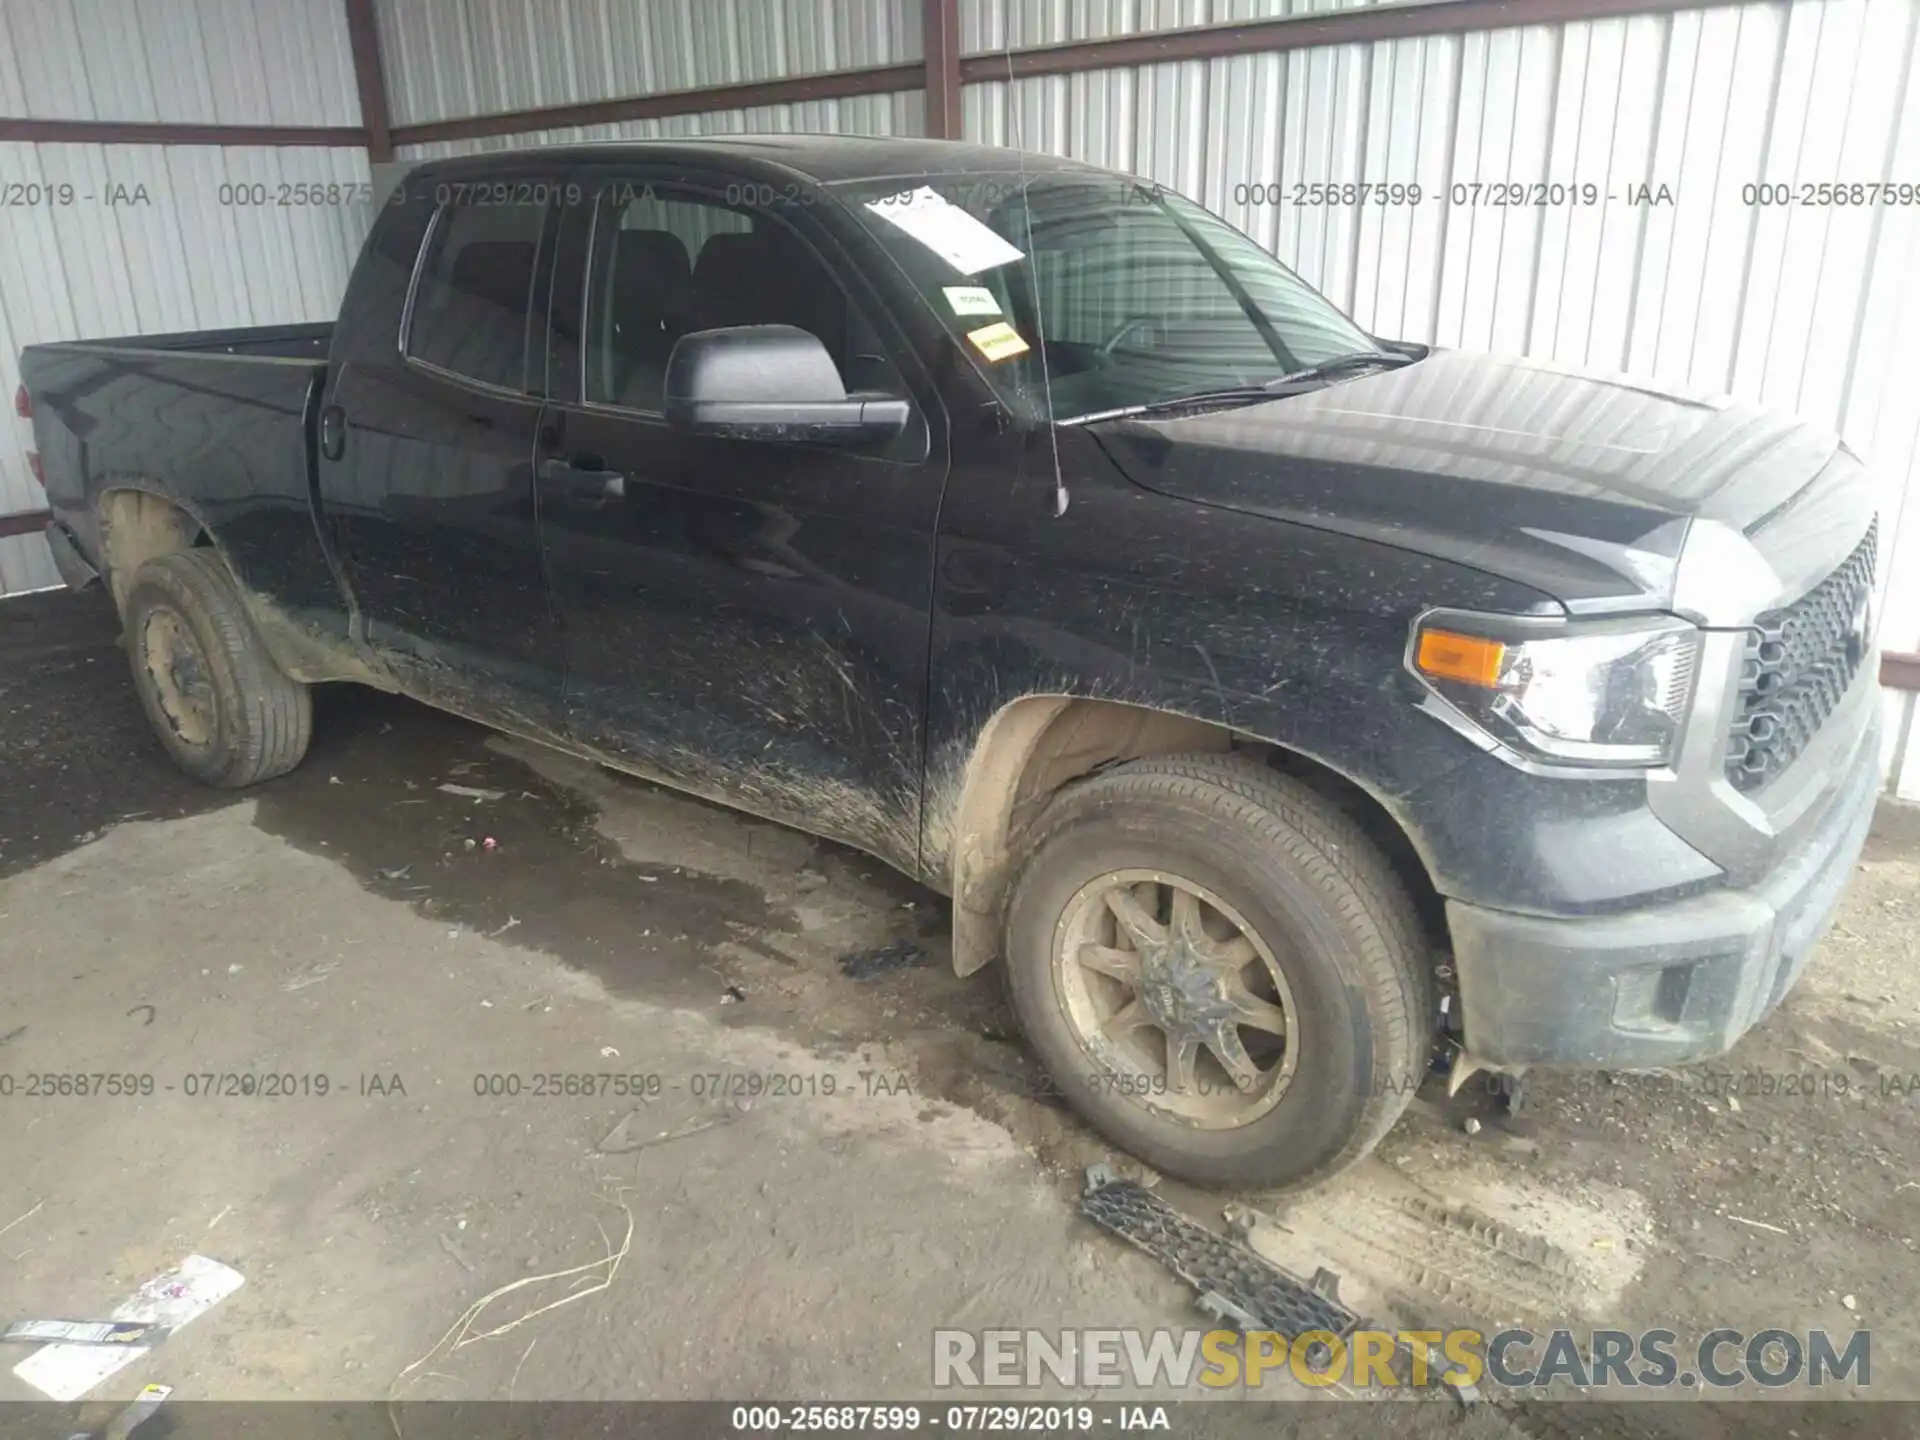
<box><xmin>1088</xmin><ymin>348</ymin><xmax>1870</xmax><ymax>614</ymax></box>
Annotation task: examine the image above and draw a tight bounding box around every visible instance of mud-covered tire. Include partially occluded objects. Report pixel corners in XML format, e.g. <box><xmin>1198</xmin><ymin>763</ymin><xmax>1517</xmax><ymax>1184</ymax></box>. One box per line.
<box><xmin>123</xmin><ymin>549</ymin><xmax>312</xmax><ymax>788</ymax></box>
<box><xmin>1004</xmin><ymin>754</ymin><xmax>1431</xmax><ymax>1191</ymax></box>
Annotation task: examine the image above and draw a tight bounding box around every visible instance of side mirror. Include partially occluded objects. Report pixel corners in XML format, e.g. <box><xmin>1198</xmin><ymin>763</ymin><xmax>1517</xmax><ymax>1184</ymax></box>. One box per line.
<box><xmin>663</xmin><ymin>324</ymin><xmax>909</xmax><ymax>445</ymax></box>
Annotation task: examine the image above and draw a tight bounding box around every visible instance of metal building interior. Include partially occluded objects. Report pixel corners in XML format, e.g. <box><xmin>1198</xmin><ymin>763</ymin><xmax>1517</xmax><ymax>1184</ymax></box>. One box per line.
<box><xmin>2</xmin><ymin>0</ymin><xmax>1918</xmax><ymax>1424</ymax></box>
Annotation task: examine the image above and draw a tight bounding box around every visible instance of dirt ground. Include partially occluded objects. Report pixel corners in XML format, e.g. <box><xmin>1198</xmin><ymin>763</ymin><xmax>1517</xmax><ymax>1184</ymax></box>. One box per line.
<box><xmin>1</xmin><ymin>589</ymin><xmax>1915</xmax><ymax>1438</ymax></box>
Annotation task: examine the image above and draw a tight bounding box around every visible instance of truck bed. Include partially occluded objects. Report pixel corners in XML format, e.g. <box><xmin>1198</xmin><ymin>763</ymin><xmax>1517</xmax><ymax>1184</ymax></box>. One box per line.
<box><xmin>20</xmin><ymin>323</ymin><xmax>347</xmax><ymax>671</ymax></box>
<box><xmin>30</xmin><ymin>320</ymin><xmax>333</xmax><ymax>361</ymax></box>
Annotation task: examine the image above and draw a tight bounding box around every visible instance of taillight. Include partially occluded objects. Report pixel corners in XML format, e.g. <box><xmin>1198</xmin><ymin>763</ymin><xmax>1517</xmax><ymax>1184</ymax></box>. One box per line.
<box><xmin>27</xmin><ymin>451</ymin><xmax>44</xmax><ymax>483</ymax></box>
<box><xmin>12</xmin><ymin>384</ymin><xmax>28</xmax><ymax>419</ymax></box>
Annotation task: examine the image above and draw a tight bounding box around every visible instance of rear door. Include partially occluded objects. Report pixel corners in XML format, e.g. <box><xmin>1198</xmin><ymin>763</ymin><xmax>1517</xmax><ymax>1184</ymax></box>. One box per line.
<box><xmin>534</xmin><ymin>166</ymin><xmax>949</xmax><ymax>872</ymax></box>
<box><xmin>319</xmin><ymin>174</ymin><xmax>564</xmax><ymax>732</ymax></box>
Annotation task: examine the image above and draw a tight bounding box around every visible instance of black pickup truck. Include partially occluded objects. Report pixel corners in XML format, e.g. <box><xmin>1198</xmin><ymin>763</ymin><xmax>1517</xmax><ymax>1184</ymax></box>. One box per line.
<box><xmin>20</xmin><ymin>136</ymin><xmax>1884</xmax><ymax>1189</ymax></box>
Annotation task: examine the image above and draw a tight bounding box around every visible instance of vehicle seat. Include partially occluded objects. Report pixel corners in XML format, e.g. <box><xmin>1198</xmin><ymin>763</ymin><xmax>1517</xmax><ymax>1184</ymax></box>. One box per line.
<box><xmin>604</xmin><ymin>229</ymin><xmax>693</xmax><ymax>409</ymax></box>
<box><xmin>689</xmin><ymin>229</ymin><xmax>846</xmax><ymax>371</ymax></box>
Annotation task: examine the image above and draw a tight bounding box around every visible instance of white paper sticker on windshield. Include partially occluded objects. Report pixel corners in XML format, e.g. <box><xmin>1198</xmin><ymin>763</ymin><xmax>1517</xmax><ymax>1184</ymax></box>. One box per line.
<box><xmin>865</xmin><ymin>186</ymin><xmax>1025</xmax><ymax>275</ymax></box>
<box><xmin>942</xmin><ymin>285</ymin><xmax>1003</xmax><ymax>316</ymax></box>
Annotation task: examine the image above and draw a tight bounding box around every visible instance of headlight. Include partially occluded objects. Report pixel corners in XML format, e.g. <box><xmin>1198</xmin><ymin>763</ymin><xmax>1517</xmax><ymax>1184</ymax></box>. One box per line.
<box><xmin>1409</xmin><ymin>613</ymin><xmax>1700</xmax><ymax>767</ymax></box>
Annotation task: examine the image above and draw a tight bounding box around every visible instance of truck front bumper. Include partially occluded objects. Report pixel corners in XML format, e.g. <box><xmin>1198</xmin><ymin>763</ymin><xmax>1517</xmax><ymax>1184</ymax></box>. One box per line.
<box><xmin>1446</xmin><ymin>711</ymin><xmax>1882</xmax><ymax>1069</ymax></box>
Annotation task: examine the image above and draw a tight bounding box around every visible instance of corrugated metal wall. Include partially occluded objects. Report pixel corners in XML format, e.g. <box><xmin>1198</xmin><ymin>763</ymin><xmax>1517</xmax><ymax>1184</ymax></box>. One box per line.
<box><xmin>382</xmin><ymin>0</ymin><xmax>926</xmax><ymax>161</ymax></box>
<box><xmin>0</xmin><ymin>0</ymin><xmax>361</xmax><ymax>126</ymax></box>
<box><xmin>959</xmin><ymin>0</ymin><xmax>1400</xmax><ymax>51</ymax></box>
<box><xmin>378</xmin><ymin>0</ymin><xmax>921</xmax><ymax>128</ymax></box>
<box><xmin>395</xmin><ymin>93</ymin><xmax>927</xmax><ymax>161</ymax></box>
<box><xmin>0</xmin><ymin>0</ymin><xmax>368</xmax><ymax>594</ymax></box>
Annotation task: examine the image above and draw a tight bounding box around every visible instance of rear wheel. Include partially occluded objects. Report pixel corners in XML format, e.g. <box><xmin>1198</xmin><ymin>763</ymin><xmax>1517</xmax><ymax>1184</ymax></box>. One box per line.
<box><xmin>1004</xmin><ymin>754</ymin><xmax>1430</xmax><ymax>1191</ymax></box>
<box><xmin>124</xmin><ymin>549</ymin><xmax>312</xmax><ymax>787</ymax></box>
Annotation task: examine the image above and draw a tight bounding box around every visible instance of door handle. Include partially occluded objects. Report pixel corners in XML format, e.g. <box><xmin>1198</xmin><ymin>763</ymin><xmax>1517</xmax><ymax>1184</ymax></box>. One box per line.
<box><xmin>539</xmin><ymin>455</ymin><xmax>626</xmax><ymax>500</ymax></box>
<box><xmin>319</xmin><ymin>404</ymin><xmax>347</xmax><ymax>462</ymax></box>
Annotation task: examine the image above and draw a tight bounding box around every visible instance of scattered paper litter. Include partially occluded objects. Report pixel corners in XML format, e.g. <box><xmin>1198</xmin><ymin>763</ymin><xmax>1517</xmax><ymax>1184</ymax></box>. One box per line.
<box><xmin>439</xmin><ymin>783</ymin><xmax>506</xmax><ymax>802</ymax></box>
<box><xmin>12</xmin><ymin>1255</ymin><xmax>244</xmax><ymax>1401</ymax></box>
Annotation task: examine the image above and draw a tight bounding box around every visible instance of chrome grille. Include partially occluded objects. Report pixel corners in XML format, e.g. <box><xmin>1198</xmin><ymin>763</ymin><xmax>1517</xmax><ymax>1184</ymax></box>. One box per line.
<box><xmin>1725</xmin><ymin>520</ymin><xmax>1878</xmax><ymax>793</ymax></box>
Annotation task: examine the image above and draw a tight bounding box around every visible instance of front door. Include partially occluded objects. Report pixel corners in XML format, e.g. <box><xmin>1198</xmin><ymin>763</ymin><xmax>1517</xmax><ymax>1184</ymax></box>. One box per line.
<box><xmin>535</xmin><ymin>170</ymin><xmax>948</xmax><ymax>872</ymax></box>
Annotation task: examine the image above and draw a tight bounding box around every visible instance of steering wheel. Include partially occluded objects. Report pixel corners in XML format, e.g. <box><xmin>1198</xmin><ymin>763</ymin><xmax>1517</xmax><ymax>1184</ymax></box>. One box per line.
<box><xmin>1098</xmin><ymin>315</ymin><xmax>1165</xmax><ymax>356</ymax></box>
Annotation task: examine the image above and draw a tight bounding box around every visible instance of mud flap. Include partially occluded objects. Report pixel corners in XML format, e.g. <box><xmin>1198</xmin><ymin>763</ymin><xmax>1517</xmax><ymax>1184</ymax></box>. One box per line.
<box><xmin>45</xmin><ymin>522</ymin><xmax>100</xmax><ymax>591</ymax></box>
<box><xmin>1079</xmin><ymin>1167</ymin><xmax>1358</xmax><ymax>1341</ymax></box>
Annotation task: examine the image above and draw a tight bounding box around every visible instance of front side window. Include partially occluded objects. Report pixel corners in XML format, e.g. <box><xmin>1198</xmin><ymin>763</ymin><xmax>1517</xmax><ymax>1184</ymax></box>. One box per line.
<box><xmin>406</xmin><ymin>193</ymin><xmax>550</xmax><ymax>392</ymax></box>
<box><xmin>836</xmin><ymin>172</ymin><xmax>1382</xmax><ymax>423</ymax></box>
<box><xmin>583</xmin><ymin>181</ymin><xmax>903</xmax><ymax>414</ymax></box>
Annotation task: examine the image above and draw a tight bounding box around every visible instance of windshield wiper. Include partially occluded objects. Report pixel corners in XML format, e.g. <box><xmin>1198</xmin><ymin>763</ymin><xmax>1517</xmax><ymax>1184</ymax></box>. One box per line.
<box><xmin>1069</xmin><ymin>385</ymin><xmax>1285</xmax><ymax>423</ymax></box>
<box><xmin>1065</xmin><ymin>351</ymin><xmax>1420</xmax><ymax>425</ymax></box>
<box><xmin>1269</xmin><ymin>350</ymin><xmax>1415</xmax><ymax>385</ymax></box>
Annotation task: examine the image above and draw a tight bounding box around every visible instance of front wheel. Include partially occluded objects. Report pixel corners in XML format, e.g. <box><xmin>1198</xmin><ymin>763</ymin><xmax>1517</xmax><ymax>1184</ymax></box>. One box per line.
<box><xmin>124</xmin><ymin>549</ymin><xmax>312</xmax><ymax>788</ymax></box>
<box><xmin>1003</xmin><ymin>754</ymin><xmax>1431</xmax><ymax>1191</ymax></box>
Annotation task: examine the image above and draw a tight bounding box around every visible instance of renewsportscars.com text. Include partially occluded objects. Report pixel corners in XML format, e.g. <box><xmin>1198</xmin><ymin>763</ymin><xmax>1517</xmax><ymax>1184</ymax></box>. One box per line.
<box><xmin>932</xmin><ymin>1327</ymin><xmax>1870</xmax><ymax>1391</ymax></box>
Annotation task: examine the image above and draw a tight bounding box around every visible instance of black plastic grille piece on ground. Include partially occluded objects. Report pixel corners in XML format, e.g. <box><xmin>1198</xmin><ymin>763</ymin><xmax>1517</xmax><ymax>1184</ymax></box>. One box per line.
<box><xmin>1727</xmin><ymin>519</ymin><xmax>1878</xmax><ymax>793</ymax></box>
<box><xmin>1079</xmin><ymin>1175</ymin><xmax>1356</xmax><ymax>1338</ymax></box>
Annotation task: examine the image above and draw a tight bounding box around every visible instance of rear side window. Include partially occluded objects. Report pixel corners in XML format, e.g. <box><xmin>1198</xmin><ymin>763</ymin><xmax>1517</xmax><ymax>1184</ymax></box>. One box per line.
<box><xmin>406</xmin><ymin>195</ymin><xmax>550</xmax><ymax>392</ymax></box>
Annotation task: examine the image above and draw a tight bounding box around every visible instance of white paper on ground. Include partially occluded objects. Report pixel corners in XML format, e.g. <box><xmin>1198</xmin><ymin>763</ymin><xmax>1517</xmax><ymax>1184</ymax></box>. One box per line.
<box><xmin>864</xmin><ymin>187</ymin><xmax>1024</xmax><ymax>276</ymax></box>
<box><xmin>12</xmin><ymin>1255</ymin><xmax>244</xmax><ymax>1401</ymax></box>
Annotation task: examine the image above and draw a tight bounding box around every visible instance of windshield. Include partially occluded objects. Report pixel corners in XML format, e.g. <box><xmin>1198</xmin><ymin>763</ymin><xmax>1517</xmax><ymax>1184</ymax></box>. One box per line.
<box><xmin>834</xmin><ymin>171</ymin><xmax>1384</xmax><ymax>423</ymax></box>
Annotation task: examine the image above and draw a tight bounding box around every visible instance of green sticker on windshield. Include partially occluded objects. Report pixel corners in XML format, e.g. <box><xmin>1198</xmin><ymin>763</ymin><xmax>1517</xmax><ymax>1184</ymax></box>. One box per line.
<box><xmin>942</xmin><ymin>286</ymin><xmax>1002</xmax><ymax>317</ymax></box>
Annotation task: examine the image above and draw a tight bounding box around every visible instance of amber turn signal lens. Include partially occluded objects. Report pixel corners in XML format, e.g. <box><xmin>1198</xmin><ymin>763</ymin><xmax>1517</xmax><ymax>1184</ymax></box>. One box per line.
<box><xmin>1416</xmin><ymin>628</ymin><xmax>1507</xmax><ymax>688</ymax></box>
